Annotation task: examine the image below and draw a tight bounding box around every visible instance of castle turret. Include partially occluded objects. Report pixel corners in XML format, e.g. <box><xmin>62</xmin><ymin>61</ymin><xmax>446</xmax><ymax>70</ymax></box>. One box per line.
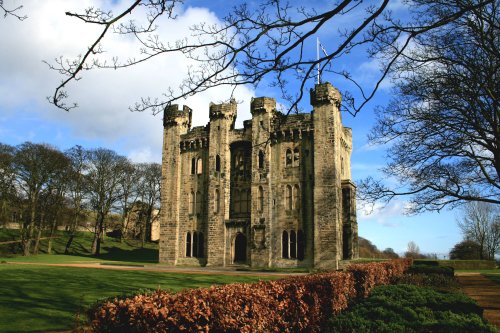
<box><xmin>206</xmin><ymin>100</ymin><xmax>237</xmax><ymax>266</ymax></box>
<box><xmin>160</xmin><ymin>104</ymin><xmax>192</xmax><ymax>264</ymax></box>
<box><xmin>311</xmin><ymin>83</ymin><xmax>343</xmax><ymax>268</ymax></box>
<box><xmin>250</xmin><ymin>97</ymin><xmax>275</xmax><ymax>267</ymax></box>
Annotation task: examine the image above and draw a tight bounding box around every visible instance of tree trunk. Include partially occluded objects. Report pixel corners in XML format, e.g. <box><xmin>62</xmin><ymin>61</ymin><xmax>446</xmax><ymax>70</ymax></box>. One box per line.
<box><xmin>91</xmin><ymin>213</ymin><xmax>104</xmax><ymax>256</ymax></box>
<box><xmin>33</xmin><ymin>226</ymin><xmax>42</xmax><ymax>255</ymax></box>
<box><xmin>22</xmin><ymin>200</ymin><xmax>37</xmax><ymax>256</ymax></box>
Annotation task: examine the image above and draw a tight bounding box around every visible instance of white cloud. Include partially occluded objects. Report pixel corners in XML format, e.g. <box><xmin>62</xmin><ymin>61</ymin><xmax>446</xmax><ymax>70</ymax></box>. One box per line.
<box><xmin>0</xmin><ymin>0</ymin><xmax>255</xmax><ymax>162</ymax></box>
<box><xmin>358</xmin><ymin>199</ymin><xmax>413</xmax><ymax>227</ymax></box>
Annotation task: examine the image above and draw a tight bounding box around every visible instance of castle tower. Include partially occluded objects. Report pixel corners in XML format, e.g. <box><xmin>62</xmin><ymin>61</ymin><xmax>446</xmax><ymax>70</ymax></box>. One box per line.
<box><xmin>250</xmin><ymin>97</ymin><xmax>275</xmax><ymax>267</ymax></box>
<box><xmin>206</xmin><ymin>100</ymin><xmax>237</xmax><ymax>266</ymax></box>
<box><xmin>160</xmin><ymin>104</ymin><xmax>192</xmax><ymax>264</ymax></box>
<box><xmin>311</xmin><ymin>83</ymin><xmax>344</xmax><ymax>268</ymax></box>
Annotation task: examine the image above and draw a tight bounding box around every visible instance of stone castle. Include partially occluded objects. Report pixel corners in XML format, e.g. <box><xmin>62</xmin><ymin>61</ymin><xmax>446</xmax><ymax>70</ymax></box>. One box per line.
<box><xmin>159</xmin><ymin>82</ymin><xmax>358</xmax><ymax>269</ymax></box>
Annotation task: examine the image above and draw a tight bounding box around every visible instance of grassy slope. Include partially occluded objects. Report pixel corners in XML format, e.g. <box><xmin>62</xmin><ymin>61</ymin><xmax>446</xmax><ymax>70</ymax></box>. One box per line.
<box><xmin>0</xmin><ymin>265</ymin><xmax>273</xmax><ymax>333</ymax></box>
<box><xmin>0</xmin><ymin>230</ymin><xmax>277</xmax><ymax>332</ymax></box>
<box><xmin>0</xmin><ymin>229</ymin><xmax>159</xmax><ymax>264</ymax></box>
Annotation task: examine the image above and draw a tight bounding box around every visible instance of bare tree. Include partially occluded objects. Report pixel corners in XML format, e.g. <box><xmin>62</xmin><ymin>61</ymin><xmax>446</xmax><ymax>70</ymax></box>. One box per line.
<box><xmin>86</xmin><ymin>148</ymin><xmax>128</xmax><ymax>256</ymax></box>
<box><xmin>458</xmin><ymin>201</ymin><xmax>500</xmax><ymax>260</ymax></box>
<box><xmin>0</xmin><ymin>0</ymin><xmax>26</xmax><ymax>20</ymax></box>
<box><xmin>405</xmin><ymin>241</ymin><xmax>420</xmax><ymax>259</ymax></box>
<box><xmin>359</xmin><ymin>1</ymin><xmax>499</xmax><ymax>212</ymax></box>
<box><xmin>47</xmin><ymin>1</ymin><xmax>493</xmax><ymax>117</ymax></box>
<box><xmin>64</xmin><ymin>145</ymin><xmax>90</xmax><ymax>254</ymax></box>
<box><xmin>0</xmin><ymin>143</ymin><xmax>16</xmax><ymax>228</ymax></box>
<box><xmin>13</xmin><ymin>142</ymin><xmax>70</xmax><ymax>255</ymax></box>
<box><xmin>136</xmin><ymin>162</ymin><xmax>161</xmax><ymax>246</ymax></box>
<box><xmin>117</xmin><ymin>161</ymin><xmax>140</xmax><ymax>241</ymax></box>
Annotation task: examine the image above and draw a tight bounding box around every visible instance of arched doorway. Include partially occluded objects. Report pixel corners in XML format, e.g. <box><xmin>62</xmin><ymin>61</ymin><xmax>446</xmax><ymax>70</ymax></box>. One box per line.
<box><xmin>234</xmin><ymin>233</ymin><xmax>247</xmax><ymax>263</ymax></box>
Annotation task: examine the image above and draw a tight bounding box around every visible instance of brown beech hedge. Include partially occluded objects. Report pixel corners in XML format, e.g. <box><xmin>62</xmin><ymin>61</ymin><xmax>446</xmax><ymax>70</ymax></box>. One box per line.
<box><xmin>90</xmin><ymin>259</ymin><xmax>412</xmax><ymax>332</ymax></box>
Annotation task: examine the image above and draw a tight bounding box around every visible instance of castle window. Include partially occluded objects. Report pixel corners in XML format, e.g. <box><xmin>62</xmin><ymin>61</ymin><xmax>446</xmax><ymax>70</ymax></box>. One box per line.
<box><xmin>290</xmin><ymin>230</ymin><xmax>297</xmax><ymax>259</ymax></box>
<box><xmin>186</xmin><ymin>232</ymin><xmax>192</xmax><ymax>257</ymax></box>
<box><xmin>197</xmin><ymin>232</ymin><xmax>204</xmax><ymax>257</ymax></box>
<box><xmin>233</xmin><ymin>189</ymin><xmax>241</xmax><ymax>213</ymax></box>
<box><xmin>240</xmin><ymin>189</ymin><xmax>250</xmax><ymax>213</ymax></box>
<box><xmin>282</xmin><ymin>231</ymin><xmax>289</xmax><ymax>259</ymax></box>
<box><xmin>293</xmin><ymin>147</ymin><xmax>300</xmax><ymax>167</ymax></box>
<box><xmin>192</xmin><ymin>231</ymin><xmax>198</xmax><ymax>258</ymax></box>
<box><xmin>285</xmin><ymin>149</ymin><xmax>292</xmax><ymax>167</ymax></box>
<box><xmin>191</xmin><ymin>158</ymin><xmax>196</xmax><ymax>175</ymax></box>
<box><xmin>196</xmin><ymin>157</ymin><xmax>203</xmax><ymax>174</ymax></box>
<box><xmin>258</xmin><ymin>150</ymin><xmax>264</xmax><ymax>169</ymax></box>
<box><xmin>293</xmin><ymin>184</ymin><xmax>300</xmax><ymax>210</ymax></box>
<box><xmin>297</xmin><ymin>230</ymin><xmax>305</xmax><ymax>260</ymax></box>
<box><xmin>215</xmin><ymin>155</ymin><xmax>221</xmax><ymax>172</ymax></box>
<box><xmin>214</xmin><ymin>189</ymin><xmax>220</xmax><ymax>213</ymax></box>
<box><xmin>258</xmin><ymin>186</ymin><xmax>264</xmax><ymax>212</ymax></box>
<box><xmin>285</xmin><ymin>185</ymin><xmax>292</xmax><ymax>211</ymax></box>
<box><xmin>189</xmin><ymin>191</ymin><xmax>195</xmax><ymax>214</ymax></box>
<box><xmin>195</xmin><ymin>190</ymin><xmax>202</xmax><ymax>214</ymax></box>
<box><xmin>341</xmin><ymin>156</ymin><xmax>344</xmax><ymax>176</ymax></box>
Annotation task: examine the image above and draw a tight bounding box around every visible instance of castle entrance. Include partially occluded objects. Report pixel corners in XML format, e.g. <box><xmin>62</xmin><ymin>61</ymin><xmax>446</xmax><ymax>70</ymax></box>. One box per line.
<box><xmin>234</xmin><ymin>232</ymin><xmax>247</xmax><ymax>263</ymax></box>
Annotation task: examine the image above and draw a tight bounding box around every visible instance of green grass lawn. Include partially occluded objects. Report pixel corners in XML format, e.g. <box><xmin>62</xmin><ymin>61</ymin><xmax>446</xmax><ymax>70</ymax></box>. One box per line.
<box><xmin>0</xmin><ymin>264</ymin><xmax>275</xmax><ymax>332</ymax></box>
<box><xmin>483</xmin><ymin>273</ymin><xmax>500</xmax><ymax>284</ymax></box>
<box><xmin>0</xmin><ymin>230</ymin><xmax>279</xmax><ymax>332</ymax></box>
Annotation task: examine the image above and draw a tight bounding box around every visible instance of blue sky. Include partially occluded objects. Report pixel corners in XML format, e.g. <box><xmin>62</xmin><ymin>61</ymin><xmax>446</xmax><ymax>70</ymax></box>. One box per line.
<box><xmin>0</xmin><ymin>0</ymin><xmax>463</xmax><ymax>256</ymax></box>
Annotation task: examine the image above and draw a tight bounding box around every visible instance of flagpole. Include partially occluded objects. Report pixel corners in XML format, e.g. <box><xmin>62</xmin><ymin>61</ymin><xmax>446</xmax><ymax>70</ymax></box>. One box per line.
<box><xmin>316</xmin><ymin>37</ymin><xmax>320</xmax><ymax>85</ymax></box>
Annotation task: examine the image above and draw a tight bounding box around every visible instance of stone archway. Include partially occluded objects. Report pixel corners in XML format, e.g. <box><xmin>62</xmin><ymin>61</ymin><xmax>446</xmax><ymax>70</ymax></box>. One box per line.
<box><xmin>234</xmin><ymin>232</ymin><xmax>247</xmax><ymax>263</ymax></box>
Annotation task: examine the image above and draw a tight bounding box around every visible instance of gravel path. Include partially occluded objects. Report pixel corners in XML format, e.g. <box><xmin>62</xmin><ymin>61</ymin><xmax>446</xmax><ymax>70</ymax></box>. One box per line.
<box><xmin>456</xmin><ymin>273</ymin><xmax>500</xmax><ymax>329</ymax></box>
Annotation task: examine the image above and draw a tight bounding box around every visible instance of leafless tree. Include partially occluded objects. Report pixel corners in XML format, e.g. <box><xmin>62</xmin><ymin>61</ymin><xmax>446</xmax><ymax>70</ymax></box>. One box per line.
<box><xmin>0</xmin><ymin>143</ymin><xmax>16</xmax><ymax>228</ymax></box>
<box><xmin>13</xmin><ymin>142</ymin><xmax>70</xmax><ymax>255</ymax></box>
<box><xmin>86</xmin><ymin>148</ymin><xmax>129</xmax><ymax>256</ymax></box>
<box><xmin>359</xmin><ymin>1</ymin><xmax>499</xmax><ymax>212</ymax></box>
<box><xmin>458</xmin><ymin>201</ymin><xmax>500</xmax><ymax>260</ymax></box>
<box><xmin>64</xmin><ymin>145</ymin><xmax>90</xmax><ymax>254</ymax></box>
<box><xmin>135</xmin><ymin>162</ymin><xmax>161</xmax><ymax>246</ymax></box>
<box><xmin>405</xmin><ymin>241</ymin><xmax>420</xmax><ymax>259</ymax></box>
<box><xmin>47</xmin><ymin>1</ymin><xmax>494</xmax><ymax>117</ymax></box>
<box><xmin>117</xmin><ymin>161</ymin><xmax>140</xmax><ymax>241</ymax></box>
<box><xmin>0</xmin><ymin>0</ymin><xmax>26</xmax><ymax>20</ymax></box>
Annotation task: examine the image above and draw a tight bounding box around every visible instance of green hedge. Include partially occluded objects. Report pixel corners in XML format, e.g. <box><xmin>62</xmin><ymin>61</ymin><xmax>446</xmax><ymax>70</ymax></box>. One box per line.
<box><xmin>409</xmin><ymin>265</ymin><xmax>455</xmax><ymax>277</ymax></box>
<box><xmin>326</xmin><ymin>284</ymin><xmax>497</xmax><ymax>333</ymax></box>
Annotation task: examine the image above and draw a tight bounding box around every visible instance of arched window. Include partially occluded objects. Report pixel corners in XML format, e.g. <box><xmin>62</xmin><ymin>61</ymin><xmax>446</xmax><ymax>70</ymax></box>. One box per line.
<box><xmin>191</xmin><ymin>158</ymin><xmax>196</xmax><ymax>175</ymax></box>
<box><xmin>285</xmin><ymin>149</ymin><xmax>292</xmax><ymax>167</ymax></box>
<box><xmin>258</xmin><ymin>150</ymin><xmax>264</xmax><ymax>169</ymax></box>
<box><xmin>293</xmin><ymin>147</ymin><xmax>300</xmax><ymax>167</ymax></box>
<box><xmin>195</xmin><ymin>191</ymin><xmax>202</xmax><ymax>214</ymax></box>
<box><xmin>282</xmin><ymin>231</ymin><xmax>289</xmax><ymax>259</ymax></box>
<box><xmin>286</xmin><ymin>185</ymin><xmax>292</xmax><ymax>210</ymax></box>
<box><xmin>258</xmin><ymin>186</ymin><xmax>264</xmax><ymax>212</ymax></box>
<box><xmin>186</xmin><ymin>232</ymin><xmax>192</xmax><ymax>257</ymax></box>
<box><xmin>290</xmin><ymin>230</ymin><xmax>297</xmax><ymax>259</ymax></box>
<box><xmin>189</xmin><ymin>191</ymin><xmax>195</xmax><ymax>214</ymax></box>
<box><xmin>214</xmin><ymin>189</ymin><xmax>220</xmax><ymax>213</ymax></box>
<box><xmin>198</xmin><ymin>232</ymin><xmax>204</xmax><ymax>258</ymax></box>
<box><xmin>215</xmin><ymin>154</ymin><xmax>221</xmax><ymax>172</ymax></box>
<box><xmin>297</xmin><ymin>230</ymin><xmax>305</xmax><ymax>260</ymax></box>
<box><xmin>293</xmin><ymin>184</ymin><xmax>300</xmax><ymax>210</ymax></box>
<box><xmin>197</xmin><ymin>157</ymin><xmax>203</xmax><ymax>174</ymax></box>
<box><xmin>192</xmin><ymin>231</ymin><xmax>198</xmax><ymax>258</ymax></box>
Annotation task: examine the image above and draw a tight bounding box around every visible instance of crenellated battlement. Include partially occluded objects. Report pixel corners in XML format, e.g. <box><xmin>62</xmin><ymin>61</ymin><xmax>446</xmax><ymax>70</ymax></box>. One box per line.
<box><xmin>310</xmin><ymin>82</ymin><xmax>342</xmax><ymax>107</ymax></box>
<box><xmin>209</xmin><ymin>99</ymin><xmax>237</xmax><ymax>120</ymax></box>
<box><xmin>163</xmin><ymin>104</ymin><xmax>192</xmax><ymax>128</ymax></box>
<box><xmin>251</xmin><ymin>97</ymin><xmax>276</xmax><ymax>115</ymax></box>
